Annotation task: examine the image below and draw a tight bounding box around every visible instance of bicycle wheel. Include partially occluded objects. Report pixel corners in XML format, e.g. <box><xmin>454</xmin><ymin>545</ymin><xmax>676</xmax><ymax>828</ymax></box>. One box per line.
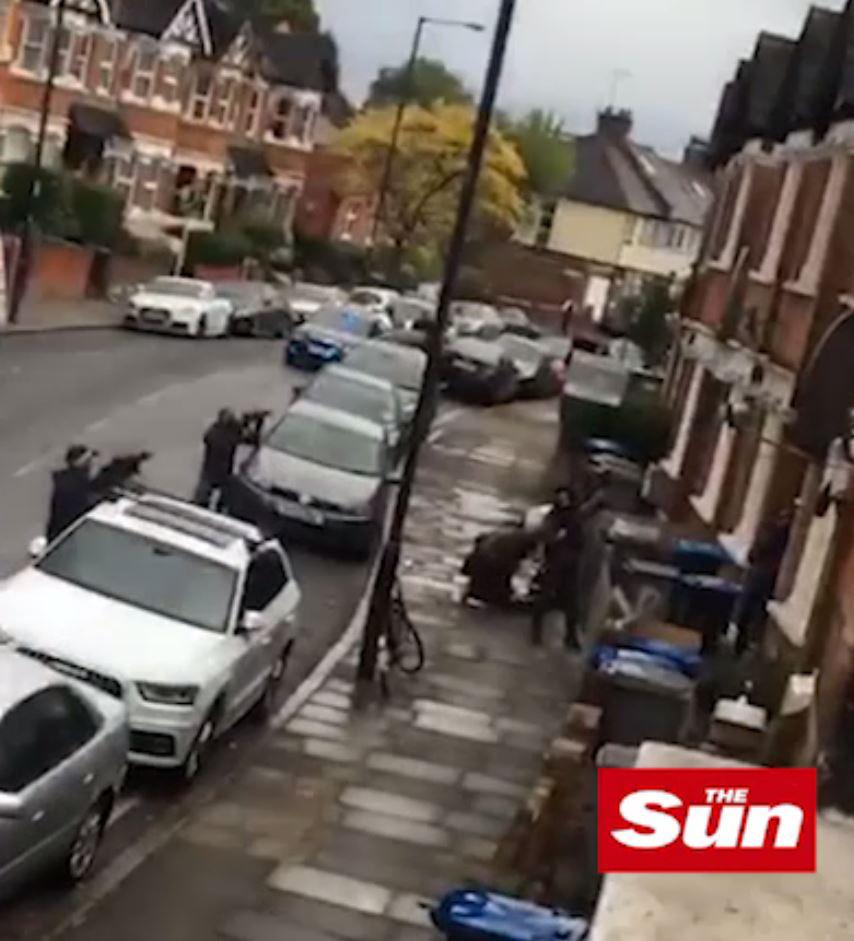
<box><xmin>389</xmin><ymin>583</ymin><xmax>425</xmax><ymax>674</ymax></box>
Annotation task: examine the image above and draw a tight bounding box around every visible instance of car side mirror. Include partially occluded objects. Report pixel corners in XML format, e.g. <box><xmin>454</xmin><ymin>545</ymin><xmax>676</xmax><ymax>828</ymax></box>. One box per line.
<box><xmin>0</xmin><ymin>794</ymin><xmax>24</xmax><ymax>820</ymax></box>
<box><xmin>237</xmin><ymin>611</ymin><xmax>265</xmax><ymax>637</ymax></box>
<box><xmin>28</xmin><ymin>536</ymin><xmax>47</xmax><ymax>559</ymax></box>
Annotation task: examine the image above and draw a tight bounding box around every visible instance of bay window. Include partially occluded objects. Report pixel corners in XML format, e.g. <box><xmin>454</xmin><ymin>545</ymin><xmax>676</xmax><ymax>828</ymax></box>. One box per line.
<box><xmin>97</xmin><ymin>39</ymin><xmax>118</xmax><ymax>94</ymax></box>
<box><xmin>110</xmin><ymin>154</ymin><xmax>135</xmax><ymax>204</ymax></box>
<box><xmin>243</xmin><ymin>87</ymin><xmax>261</xmax><ymax>135</ymax></box>
<box><xmin>20</xmin><ymin>16</ymin><xmax>49</xmax><ymax>73</ymax></box>
<box><xmin>158</xmin><ymin>57</ymin><xmax>181</xmax><ymax>105</ymax></box>
<box><xmin>67</xmin><ymin>32</ymin><xmax>93</xmax><ymax>83</ymax></box>
<box><xmin>133</xmin><ymin>158</ymin><xmax>159</xmax><ymax>211</ymax></box>
<box><xmin>191</xmin><ymin>72</ymin><xmax>213</xmax><ymax>120</ymax></box>
<box><xmin>210</xmin><ymin>77</ymin><xmax>234</xmax><ymax>126</ymax></box>
<box><xmin>131</xmin><ymin>47</ymin><xmax>157</xmax><ymax>101</ymax></box>
<box><xmin>269</xmin><ymin>95</ymin><xmax>292</xmax><ymax>140</ymax></box>
<box><xmin>291</xmin><ymin>104</ymin><xmax>311</xmax><ymax>141</ymax></box>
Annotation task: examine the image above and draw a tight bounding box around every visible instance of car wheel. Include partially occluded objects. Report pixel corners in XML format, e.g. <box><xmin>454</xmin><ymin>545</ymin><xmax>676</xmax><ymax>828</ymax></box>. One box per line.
<box><xmin>252</xmin><ymin>641</ymin><xmax>294</xmax><ymax>722</ymax></box>
<box><xmin>195</xmin><ymin>315</ymin><xmax>208</xmax><ymax>339</ymax></box>
<box><xmin>181</xmin><ymin>711</ymin><xmax>217</xmax><ymax>783</ymax></box>
<box><xmin>64</xmin><ymin>798</ymin><xmax>107</xmax><ymax>883</ymax></box>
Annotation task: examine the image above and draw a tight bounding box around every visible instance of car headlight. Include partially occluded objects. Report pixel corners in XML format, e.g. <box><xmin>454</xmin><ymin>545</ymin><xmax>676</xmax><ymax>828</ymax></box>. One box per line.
<box><xmin>136</xmin><ymin>682</ymin><xmax>199</xmax><ymax>706</ymax></box>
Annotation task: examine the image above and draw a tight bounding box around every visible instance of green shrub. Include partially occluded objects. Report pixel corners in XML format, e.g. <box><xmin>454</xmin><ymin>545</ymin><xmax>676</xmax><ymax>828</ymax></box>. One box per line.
<box><xmin>186</xmin><ymin>230</ymin><xmax>251</xmax><ymax>269</ymax></box>
<box><xmin>0</xmin><ymin>162</ymin><xmax>66</xmax><ymax>232</ymax></box>
<box><xmin>67</xmin><ymin>179</ymin><xmax>124</xmax><ymax>248</ymax></box>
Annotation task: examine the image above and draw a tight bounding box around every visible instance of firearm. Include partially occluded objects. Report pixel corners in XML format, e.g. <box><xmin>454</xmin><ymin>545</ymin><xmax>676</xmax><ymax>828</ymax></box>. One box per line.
<box><xmin>93</xmin><ymin>451</ymin><xmax>153</xmax><ymax>494</ymax></box>
<box><xmin>239</xmin><ymin>409</ymin><xmax>271</xmax><ymax>446</ymax></box>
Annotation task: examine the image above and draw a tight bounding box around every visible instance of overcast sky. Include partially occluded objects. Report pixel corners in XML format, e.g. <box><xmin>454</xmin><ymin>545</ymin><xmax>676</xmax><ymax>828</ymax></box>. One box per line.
<box><xmin>315</xmin><ymin>0</ymin><xmax>845</xmax><ymax>157</ymax></box>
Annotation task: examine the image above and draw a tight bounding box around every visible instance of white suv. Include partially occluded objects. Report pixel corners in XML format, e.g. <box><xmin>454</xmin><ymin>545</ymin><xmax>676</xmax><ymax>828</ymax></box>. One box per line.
<box><xmin>0</xmin><ymin>495</ymin><xmax>301</xmax><ymax>782</ymax></box>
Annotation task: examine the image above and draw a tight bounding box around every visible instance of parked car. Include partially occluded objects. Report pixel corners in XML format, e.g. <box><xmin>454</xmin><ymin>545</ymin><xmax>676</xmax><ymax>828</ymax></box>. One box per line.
<box><xmin>500</xmin><ymin>306</ymin><xmax>541</xmax><ymax>339</ymax></box>
<box><xmin>302</xmin><ymin>365</ymin><xmax>404</xmax><ymax>454</ymax></box>
<box><xmin>497</xmin><ymin>333</ymin><xmax>562</xmax><ymax>399</ymax></box>
<box><xmin>0</xmin><ymin>647</ymin><xmax>128</xmax><ymax>895</ymax></box>
<box><xmin>383</xmin><ymin>327</ymin><xmax>431</xmax><ymax>354</ymax></box>
<box><xmin>450</xmin><ymin>302</ymin><xmax>504</xmax><ymax>340</ymax></box>
<box><xmin>285</xmin><ymin>304</ymin><xmax>387</xmax><ymax>371</ymax></box>
<box><xmin>123</xmin><ymin>277</ymin><xmax>232</xmax><ymax>337</ymax></box>
<box><xmin>0</xmin><ymin>495</ymin><xmax>301</xmax><ymax>782</ymax></box>
<box><xmin>349</xmin><ymin>285</ymin><xmax>399</xmax><ymax>324</ymax></box>
<box><xmin>392</xmin><ymin>296</ymin><xmax>436</xmax><ymax>330</ymax></box>
<box><xmin>218</xmin><ymin>281</ymin><xmax>294</xmax><ymax>338</ymax></box>
<box><xmin>286</xmin><ymin>282</ymin><xmax>346</xmax><ymax>322</ymax></box>
<box><xmin>539</xmin><ymin>334</ymin><xmax>574</xmax><ymax>385</ymax></box>
<box><xmin>444</xmin><ymin>337</ymin><xmax>519</xmax><ymax>405</ymax></box>
<box><xmin>231</xmin><ymin>399</ymin><xmax>396</xmax><ymax>558</ymax></box>
<box><xmin>344</xmin><ymin>340</ymin><xmax>428</xmax><ymax>431</ymax></box>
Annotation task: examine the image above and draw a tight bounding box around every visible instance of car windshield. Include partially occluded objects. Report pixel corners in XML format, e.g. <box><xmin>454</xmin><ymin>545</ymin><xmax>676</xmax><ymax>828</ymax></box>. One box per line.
<box><xmin>37</xmin><ymin>520</ymin><xmax>237</xmax><ymax>633</ymax></box>
<box><xmin>293</xmin><ymin>284</ymin><xmax>337</xmax><ymax>303</ymax></box>
<box><xmin>148</xmin><ymin>278</ymin><xmax>208</xmax><ymax>299</ymax></box>
<box><xmin>267</xmin><ymin>413</ymin><xmax>383</xmax><ymax>476</ymax></box>
<box><xmin>313</xmin><ymin>307</ymin><xmax>372</xmax><ymax>337</ymax></box>
<box><xmin>346</xmin><ymin>344</ymin><xmax>426</xmax><ymax>392</ymax></box>
<box><xmin>306</xmin><ymin>374</ymin><xmax>397</xmax><ymax>427</ymax></box>
<box><xmin>216</xmin><ymin>283</ymin><xmax>258</xmax><ymax>303</ymax></box>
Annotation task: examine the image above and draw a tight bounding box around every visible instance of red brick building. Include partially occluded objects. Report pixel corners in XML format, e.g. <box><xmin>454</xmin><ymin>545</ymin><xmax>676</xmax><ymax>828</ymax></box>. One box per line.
<box><xmin>650</xmin><ymin>2</ymin><xmax>854</xmax><ymax>758</ymax></box>
<box><xmin>0</xmin><ymin>0</ymin><xmax>336</xmax><ymax>241</ymax></box>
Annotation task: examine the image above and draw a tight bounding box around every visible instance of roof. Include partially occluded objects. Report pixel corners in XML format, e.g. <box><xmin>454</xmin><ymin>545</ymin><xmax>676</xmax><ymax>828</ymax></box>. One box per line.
<box><xmin>228</xmin><ymin>145</ymin><xmax>272</xmax><ymax>178</ymax></box>
<box><xmin>0</xmin><ymin>647</ymin><xmax>60</xmax><ymax>715</ymax></box>
<box><xmin>321</xmin><ymin>364</ymin><xmax>396</xmax><ymax>394</ymax></box>
<box><xmin>69</xmin><ymin>103</ymin><xmax>130</xmax><ymax>140</ymax></box>
<box><xmin>561</xmin><ymin>132</ymin><xmax>712</xmax><ymax>226</ymax></box>
<box><xmin>288</xmin><ymin>398</ymin><xmax>385</xmax><ymax>440</ymax></box>
<box><xmin>258</xmin><ymin>30</ymin><xmax>337</xmax><ymax>92</ymax></box>
<box><xmin>110</xmin><ymin>0</ymin><xmax>183</xmax><ymax>37</ymax></box>
<box><xmin>786</xmin><ymin>7</ymin><xmax>841</xmax><ymax>131</ymax></box>
<box><xmin>744</xmin><ymin>32</ymin><xmax>796</xmax><ymax>136</ymax></box>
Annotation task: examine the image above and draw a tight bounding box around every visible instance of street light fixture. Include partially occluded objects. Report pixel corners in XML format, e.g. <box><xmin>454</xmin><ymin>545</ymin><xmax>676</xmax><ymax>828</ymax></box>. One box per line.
<box><xmin>358</xmin><ymin>0</ymin><xmax>518</xmax><ymax>684</ymax></box>
<box><xmin>367</xmin><ymin>14</ymin><xmax>486</xmax><ymax>255</ymax></box>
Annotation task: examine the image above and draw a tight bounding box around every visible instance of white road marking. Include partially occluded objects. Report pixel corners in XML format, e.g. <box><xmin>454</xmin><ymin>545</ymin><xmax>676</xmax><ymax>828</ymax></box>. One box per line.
<box><xmin>427</xmin><ymin>407</ymin><xmax>464</xmax><ymax>444</ymax></box>
<box><xmin>13</xmin><ymin>456</ymin><xmax>48</xmax><ymax>478</ymax></box>
<box><xmin>108</xmin><ymin>796</ymin><xmax>141</xmax><ymax>828</ymax></box>
<box><xmin>137</xmin><ymin>389</ymin><xmax>166</xmax><ymax>407</ymax></box>
<box><xmin>85</xmin><ymin>417</ymin><xmax>109</xmax><ymax>433</ymax></box>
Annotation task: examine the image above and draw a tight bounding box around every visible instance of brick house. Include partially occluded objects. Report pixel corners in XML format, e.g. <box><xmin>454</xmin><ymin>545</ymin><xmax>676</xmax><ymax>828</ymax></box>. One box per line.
<box><xmin>0</xmin><ymin>0</ymin><xmax>336</xmax><ymax>242</ymax></box>
<box><xmin>649</xmin><ymin>1</ymin><xmax>854</xmax><ymax>759</ymax></box>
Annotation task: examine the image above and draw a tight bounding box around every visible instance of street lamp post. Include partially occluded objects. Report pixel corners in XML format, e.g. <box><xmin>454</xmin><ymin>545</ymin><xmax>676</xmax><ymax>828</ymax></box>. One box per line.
<box><xmin>367</xmin><ymin>15</ymin><xmax>484</xmax><ymax>260</ymax></box>
<box><xmin>8</xmin><ymin>0</ymin><xmax>67</xmax><ymax>324</ymax></box>
<box><xmin>357</xmin><ymin>0</ymin><xmax>518</xmax><ymax>683</ymax></box>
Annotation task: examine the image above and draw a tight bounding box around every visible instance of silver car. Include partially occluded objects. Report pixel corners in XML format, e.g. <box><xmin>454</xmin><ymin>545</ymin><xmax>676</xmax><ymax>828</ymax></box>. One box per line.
<box><xmin>344</xmin><ymin>340</ymin><xmax>427</xmax><ymax>430</ymax></box>
<box><xmin>0</xmin><ymin>647</ymin><xmax>128</xmax><ymax>896</ymax></box>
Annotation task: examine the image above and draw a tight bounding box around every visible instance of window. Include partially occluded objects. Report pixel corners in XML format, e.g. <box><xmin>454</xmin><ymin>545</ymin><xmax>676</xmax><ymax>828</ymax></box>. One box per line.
<box><xmin>110</xmin><ymin>154</ymin><xmax>135</xmax><ymax>203</ymax></box>
<box><xmin>291</xmin><ymin>104</ymin><xmax>312</xmax><ymax>141</ymax></box>
<box><xmin>131</xmin><ymin>47</ymin><xmax>157</xmax><ymax>101</ymax></box>
<box><xmin>67</xmin><ymin>32</ymin><xmax>92</xmax><ymax>82</ymax></box>
<box><xmin>243</xmin><ymin>87</ymin><xmax>261</xmax><ymax>135</ymax></box>
<box><xmin>269</xmin><ymin>95</ymin><xmax>292</xmax><ymax>140</ymax></box>
<box><xmin>227</xmin><ymin>82</ymin><xmax>242</xmax><ymax>127</ymax></box>
<box><xmin>0</xmin><ymin>687</ymin><xmax>99</xmax><ymax>793</ymax></box>
<box><xmin>20</xmin><ymin>16</ymin><xmax>49</xmax><ymax>73</ymax></box>
<box><xmin>210</xmin><ymin>77</ymin><xmax>234</xmax><ymax>126</ymax></box>
<box><xmin>242</xmin><ymin>546</ymin><xmax>288</xmax><ymax>612</ymax></box>
<box><xmin>133</xmin><ymin>157</ymin><xmax>159</xmax><ymax>211</ymax></box>
<box><xmin>158</xmin><ymin>57</ymin><xmax>181</xmax><ymax>105</ymax></box>
<box><xmin>191</xmin><ymin>72</ymin><xmax>213</xmax><ymax>120</ymax></box>
<box><xmin>96</xmin><ymin>38</ymin><xmax>118</xmax><ymax>93</ymax></box>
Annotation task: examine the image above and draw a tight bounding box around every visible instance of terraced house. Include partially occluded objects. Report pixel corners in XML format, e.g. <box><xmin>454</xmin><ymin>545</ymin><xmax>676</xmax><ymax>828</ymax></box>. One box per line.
<box><xmin>0</xmin><ymin>0</ymin><xmax>337</xmax><ymax>240</ymax></box>
<box><xmin>650</xmin><ymin>0</ymin><xmax>854</xmax><ymax>763</ymax></box>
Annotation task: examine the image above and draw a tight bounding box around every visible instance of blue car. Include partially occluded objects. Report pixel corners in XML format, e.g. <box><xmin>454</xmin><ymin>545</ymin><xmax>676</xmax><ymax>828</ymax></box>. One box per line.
<box><xmin>285</xmin><ymin>305</ymin><xmax>384</xmax><ymax>371</ymax></box>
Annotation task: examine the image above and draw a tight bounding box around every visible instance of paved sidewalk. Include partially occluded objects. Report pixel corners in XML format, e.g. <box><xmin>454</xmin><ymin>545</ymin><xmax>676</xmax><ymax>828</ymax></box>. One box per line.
<box><xmin>63</xmin><ymin>400</ymin><xmax>581</xmax><ymax>941</ymax></box>
<box><xmin>3</xmin><ymin>298</ymin><xmax>121</xmax><ymax>333</ymax></box>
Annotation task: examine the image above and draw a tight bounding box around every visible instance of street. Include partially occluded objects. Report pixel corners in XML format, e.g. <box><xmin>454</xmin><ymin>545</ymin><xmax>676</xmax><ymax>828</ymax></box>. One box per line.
<box><xmin>0</xmin><ymin>329</ymin><xmax>376</xmax><ymax>939</ymax></box>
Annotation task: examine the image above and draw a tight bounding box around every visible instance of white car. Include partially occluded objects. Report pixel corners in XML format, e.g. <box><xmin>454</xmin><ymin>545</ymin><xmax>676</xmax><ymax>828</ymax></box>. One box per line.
<box><xmin>0</xmin><ymin>495</ymin><xmax>301</xmax><ymax>782</ymax></box>
<box><xmin>349</xmin><ymin>286</ymin><xmax>398</xmax><ymax>331</ymax></box>
<box><xmin>123</xmin><ymin>277</ymin><xmax>233</xmax><ymax>338</ymax></box>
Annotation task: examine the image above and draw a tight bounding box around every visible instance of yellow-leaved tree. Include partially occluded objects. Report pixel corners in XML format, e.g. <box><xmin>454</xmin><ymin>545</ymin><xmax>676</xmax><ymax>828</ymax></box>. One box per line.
<box><xmin>334</xmin><ymin>103</ymin><xmax>527</xmax><ymax>274</ymax></box>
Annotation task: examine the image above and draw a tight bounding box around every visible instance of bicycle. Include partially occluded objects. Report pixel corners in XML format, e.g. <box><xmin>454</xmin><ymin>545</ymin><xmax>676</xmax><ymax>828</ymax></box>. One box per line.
<box><xmin>378</xmin><ymin>574</ymin><xmax>425</xmax><ymax>699</ymax></box>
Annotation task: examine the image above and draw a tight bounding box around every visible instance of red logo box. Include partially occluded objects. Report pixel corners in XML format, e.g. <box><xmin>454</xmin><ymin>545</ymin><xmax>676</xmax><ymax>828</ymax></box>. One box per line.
<box><xmin>598</xmin><ymin>767</ymin><xmax>816</xmax><ymax>873</ymax></box>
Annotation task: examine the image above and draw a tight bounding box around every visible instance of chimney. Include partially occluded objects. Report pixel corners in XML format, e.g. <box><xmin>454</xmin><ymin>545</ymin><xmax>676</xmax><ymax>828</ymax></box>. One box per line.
<box><xmin>683</xmin><ymin>135</ymin><xmax>710</xmax><ymax>170</ymax></box>
<box><xmin>596</xmin><ymin>108</ymin><xmax>633</xmax><ymax>140</ymax></box>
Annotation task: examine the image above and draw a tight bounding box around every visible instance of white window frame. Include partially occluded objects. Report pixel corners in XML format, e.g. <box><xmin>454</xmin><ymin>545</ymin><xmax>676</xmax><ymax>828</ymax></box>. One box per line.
<box><xmin>19</xmin><ymin>15</ymin><xmax>50</xmax><ymax>75</ymax></box>
<box><xmin>130</xmin><ymin>46</ymin><xmax>158</xmax><ymax>102</ymax></box>
<box><xmin>268</xmin><ymin>94</ymin><xmax>293</xmax><ymax>142</ymax></box>
<box><xmin>190</xmin><ymin>71</ymin><xmax>213</xmax><ymax>121</ymax></box>
<box><xmin>133</xmin><ymin>157</ymin><xmax>160</xmax><ymax>212</ymax></box>
<box><xmin>66</xmin><ymin>31</ymin><xmax>93</xmax><ymax>84</ymax></box>
<box><xmin>95</xmin><ymin>36</ymin><xmax>118</xmax><ymax>93</ymax></box>
<box><xmin>209</xmin><ymin>76</ymin><xmax>234</xmax><ymax>127</ymax></box>
<box><xmin>156</xmin><ymin>56</ymin><xmax>182</xmax><ymax>107</ymax></box>
<box><xmin>110</xmin><ymin>153</ymin><xmax>135</xmax><ymax>204</ymax></box>
<box><xmin>243</xmin><ymin>86</ymin><xmax>262</xmax><ymax>136</ymax></box>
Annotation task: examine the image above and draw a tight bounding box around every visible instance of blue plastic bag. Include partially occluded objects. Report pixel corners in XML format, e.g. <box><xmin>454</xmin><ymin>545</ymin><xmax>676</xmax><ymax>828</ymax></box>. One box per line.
<box><xmin>431</xmin><ymin>889</ymin><xmax>588</xmax><ymax>941</ymax></box>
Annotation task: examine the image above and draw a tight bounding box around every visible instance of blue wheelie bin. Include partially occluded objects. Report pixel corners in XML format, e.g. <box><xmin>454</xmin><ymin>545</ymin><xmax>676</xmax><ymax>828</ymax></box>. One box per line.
<box><xmin>672</xmin><ymin>539</ymin><xmax>732</xmax><ymax>576</ymax></box>
<box><xmin>431</xmin><ymin>889</ymin><xmax>588</xmax><ymax>941</ymax></box>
